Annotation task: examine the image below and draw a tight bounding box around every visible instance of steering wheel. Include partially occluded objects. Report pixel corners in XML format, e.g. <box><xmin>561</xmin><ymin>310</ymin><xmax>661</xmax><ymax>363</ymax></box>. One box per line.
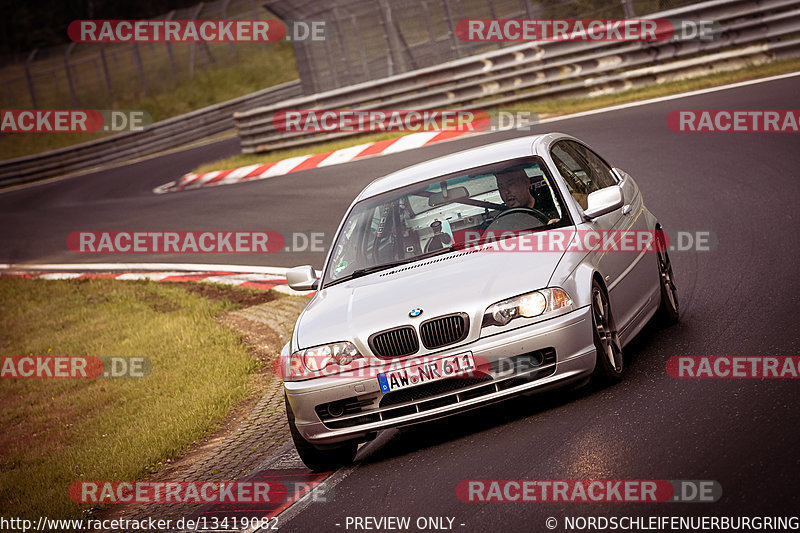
<box><xmin>371</xmin><ymin>233</ymin><xmax>397</xmax><ymax>265</ymax></box>
<box><xmin>485</xmin><ymin>207</ymin><xmax>551</xmax><ymax>232</ymax></box>
<box><xmin>425</xmin><ymin>232</ymin><xmax>452</xmax><ymax>253</ymax></box>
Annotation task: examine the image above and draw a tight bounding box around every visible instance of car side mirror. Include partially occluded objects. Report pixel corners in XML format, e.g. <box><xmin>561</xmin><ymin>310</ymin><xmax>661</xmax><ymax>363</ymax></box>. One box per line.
<box><xmin>584</xmin><ymin>185</ymin><xmax>624</xmax><ymax>219</ymax></box>
<box><xmin>286</xmin><ymin>265</ymin><xmax>319</xmax><ymax>291</ymax></box>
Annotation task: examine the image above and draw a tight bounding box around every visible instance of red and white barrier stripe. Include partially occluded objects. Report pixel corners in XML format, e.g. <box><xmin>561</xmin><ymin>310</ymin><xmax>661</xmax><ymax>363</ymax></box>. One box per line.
<box><xmin>146</xmin><ymin>72</ymin><xmax>800</xmax><ymax>195</ymax></box>
<box><xmin>161</xmin><ymin>128</ymin><xmax>474</xmax><ymax>193</ymax></box>
<box><xmin>0</xmin><ymin>263</ymin><xmax>316</xmax><ymax>296</ymax></box>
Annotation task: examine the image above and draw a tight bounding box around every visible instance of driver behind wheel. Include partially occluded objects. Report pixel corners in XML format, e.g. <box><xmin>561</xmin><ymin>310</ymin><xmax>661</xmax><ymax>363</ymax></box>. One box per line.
<box><xmin>495</xmin><ymin>169</ymin><xmax>560</xmax><ymax>224</ymax></box>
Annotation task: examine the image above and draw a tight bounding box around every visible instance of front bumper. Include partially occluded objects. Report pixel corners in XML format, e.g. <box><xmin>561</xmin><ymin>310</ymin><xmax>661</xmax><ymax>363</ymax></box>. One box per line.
<box><xmin>285</xmin><ymin>305</ymin><xmax>595</xmax><ymax>444</ymax></box>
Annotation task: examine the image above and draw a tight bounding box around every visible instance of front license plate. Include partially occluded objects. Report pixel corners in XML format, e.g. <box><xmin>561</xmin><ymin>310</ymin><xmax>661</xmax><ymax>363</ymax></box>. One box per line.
<box><xmin>377</xmin><ymin>353</ymin><xmax>476</xmax><ymax>393</ymax></box>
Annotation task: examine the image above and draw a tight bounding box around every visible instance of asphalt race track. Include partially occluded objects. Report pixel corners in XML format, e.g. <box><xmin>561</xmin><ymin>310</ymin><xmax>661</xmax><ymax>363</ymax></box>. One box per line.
<box><xmin>2</xmin><ymin>75</ymin><xmax>800</xmax><ymax>528</ymax></box>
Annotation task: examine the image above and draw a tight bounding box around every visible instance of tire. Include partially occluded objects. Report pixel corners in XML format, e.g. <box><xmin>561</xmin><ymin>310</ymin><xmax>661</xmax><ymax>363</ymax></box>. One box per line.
<box><xmin>591</xmin><ymin>279</ymin><xmax>624</xmax><ymax>384</ymax></box>
<box><xmin>285</xmin><ymin>395</ymin><xmax>357</xmax><ymax>472</ymax></box>
<box><xmin>655</xmin><ymin>229</ymin><xmax>680</xmax><ymax>325</ymax></box>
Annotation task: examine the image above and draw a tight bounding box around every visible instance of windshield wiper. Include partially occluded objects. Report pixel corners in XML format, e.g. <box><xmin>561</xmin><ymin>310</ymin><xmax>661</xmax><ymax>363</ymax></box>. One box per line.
<box><xmin>342</xmin><ymin>247</ymin><xmax>455</xmax><ymax>282</ymax></box>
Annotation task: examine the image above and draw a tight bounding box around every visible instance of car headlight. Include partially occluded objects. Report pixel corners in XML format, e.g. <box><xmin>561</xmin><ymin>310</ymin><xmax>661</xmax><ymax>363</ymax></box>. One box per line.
<box><xmin>482</xmin><ymin>288</ymin><xmax>573</xmax><ymax>327</ymax></box>
<box><xmin>293</xmin><ymin>341</ymin><xmax>363</xmax><ymax>374</ymax></box>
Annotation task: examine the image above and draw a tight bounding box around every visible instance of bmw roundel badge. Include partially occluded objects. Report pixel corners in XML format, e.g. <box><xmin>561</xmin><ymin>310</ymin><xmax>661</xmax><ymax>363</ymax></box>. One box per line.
<box><xmin>409</xmin><ymin>308</ymin><xmax>423</xmax><ymax>318</ymax></box>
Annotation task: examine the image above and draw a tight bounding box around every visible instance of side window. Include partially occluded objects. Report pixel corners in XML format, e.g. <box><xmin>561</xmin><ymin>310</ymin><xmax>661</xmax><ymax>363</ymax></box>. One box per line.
<box><xmin>525</xmin><ymin>163</ymin><xmax>562</xmax><ymax>220</ymax></box>
<box><xmin>550</xmin><ymin>140</ymin><xmax>616</xmax><ymax>209</ymax></box>
<box><xmin>567</xmin><ymin>141</ymin><xmax>617</xmax><ymax>189</ymax></box>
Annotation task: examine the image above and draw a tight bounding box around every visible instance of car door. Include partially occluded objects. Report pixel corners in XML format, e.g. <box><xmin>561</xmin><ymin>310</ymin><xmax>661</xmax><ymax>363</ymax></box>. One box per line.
<box><xmin>550</xmin><ymin>140</ymin><xmax>649</xmax><ymax>331</ymax></box>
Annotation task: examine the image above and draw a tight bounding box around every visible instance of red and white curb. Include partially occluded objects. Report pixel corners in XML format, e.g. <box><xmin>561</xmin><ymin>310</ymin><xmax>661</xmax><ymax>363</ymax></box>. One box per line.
<box><xmin>0</xmin><ymin>263</ymin><xmax>317</xmax><ymax>297</ymax></box>
<box><xmin>149</xmin><ymin>72</ymin><xmax>800</xmax><ymax>196</ymax></box>
<box><xmin>154</xmin><ymin>128</ymin><xmax>477</xmax><ymax>194</ymax></box>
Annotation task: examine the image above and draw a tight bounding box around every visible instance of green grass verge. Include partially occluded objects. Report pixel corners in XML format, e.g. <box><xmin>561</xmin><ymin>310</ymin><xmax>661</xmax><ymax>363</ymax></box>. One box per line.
<box><xmin>0</xmin><ymin>278</ymin><xmax>265</xmax><ymax>520</ymax></box>
<box><xmin>0</xmin><ymin>44</ymin><xmax>298</xmax><ymax>161</ymax></box>
<box><xmin>505</xmin><ymin>56</ymin><xmax>800</xmax><ymax>117</ymax></box>
<box><xmin>194</xmin><ymin>56</ymin><xmax>800</xmax><ymax>174</ymax></box>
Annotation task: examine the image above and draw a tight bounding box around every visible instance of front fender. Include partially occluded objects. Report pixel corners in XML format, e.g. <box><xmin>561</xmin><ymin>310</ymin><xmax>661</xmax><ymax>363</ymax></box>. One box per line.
<box><xmin>555</xmin><ymin>260</ymin><xmax>598</xmax><ymax>310</ymax></box>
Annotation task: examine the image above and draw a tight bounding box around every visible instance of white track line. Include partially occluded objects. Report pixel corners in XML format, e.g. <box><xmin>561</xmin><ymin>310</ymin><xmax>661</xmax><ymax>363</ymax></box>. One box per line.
<box><xmin>536</xmin><ymin>70</ymin><xmax>800</xmax><ymax>126</ymax></box>
<box><xmin>272</xmin><ymin>284</ymin><xmax>315</xmax><ymax>296</ymax></box>
<box><xmin>115</xmin><ymin>272</ymin><xmax>179</xmax><ymax>281</ymax></box>
<box><xmin>215</xmin><ymin>163</ymin><xmax>264</xmax><ymax>185</ymax></box>
<box><xmin>185</xmin><ymin>170</ymin><xmax>222</xmax><ymax>188</ymax></box>
<box><xmin>0</xmin><ymin>262</ymin><xmax>320</xmax><ymax>277</ymax></box>
<box><xmin>260</xmin><ymin>155</ymin><xmax>312</xmax><ymax>178</ymax></box>
<box><xmin>380</xmin><ymin>130</ymin><xmax>442</xmax><ymax>154</ymax></box>
<box><xmin>203</xmin><ymin>273</ymin><xmax>286</xmax><ymax>285</ymax></box>
<box><xmin>1</xmin><ymin>263</ymin><xmax>320</xmax><ymax>296</ymax></box>
<box><xmin>6</xmin><ymin>71</ymin><xmax>800</xmax><ymax>198</ymax></box>
<box><xmin>168</xmin><ymin>70</ymin><xmax>800</xmax><ymax>193</ymax></box>
<box><xmin>317</xmin><ymin>142</ymin><xmax>374</xmax><ymax>167</ymax></box>
<box><xmin>36</xmin><ymin>273</ymin><xmax>84</xmax><ymax>280</ymax></box>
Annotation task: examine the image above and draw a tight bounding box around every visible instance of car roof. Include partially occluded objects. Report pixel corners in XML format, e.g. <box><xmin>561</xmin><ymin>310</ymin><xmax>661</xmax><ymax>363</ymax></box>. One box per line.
<box><xmin>355</xmin><ymin>132</ymin><xmax>569</xmax><ymax>200</ymax></box>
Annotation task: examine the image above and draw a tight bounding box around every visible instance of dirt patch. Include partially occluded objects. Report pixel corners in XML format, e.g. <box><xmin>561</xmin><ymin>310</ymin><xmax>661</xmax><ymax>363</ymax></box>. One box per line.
<box><xmin>141</xmin><ymin>291</ymin><xmax>181</xmax><ymax>313</ymax></box>
<box><xmin>221</xmin><ymin>313</ymin><xmax>285</xmax><ymax>364</ymax></box>
<box><xmin>181</xmin><ymin>282</ymin><xmax>279</xmax><ymax>307</ymax></box>
<box><xmin>0</xmin><ymin>395</ymin><xmax>81</xmax><ymax>474</ymax></box>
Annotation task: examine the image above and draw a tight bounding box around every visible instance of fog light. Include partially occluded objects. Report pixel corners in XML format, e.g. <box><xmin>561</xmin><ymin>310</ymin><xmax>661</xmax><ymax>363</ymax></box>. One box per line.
<box><xmin>327</xmin><ymin>403</ymin><xmax>345</xmax><ymax>418</ymax></box>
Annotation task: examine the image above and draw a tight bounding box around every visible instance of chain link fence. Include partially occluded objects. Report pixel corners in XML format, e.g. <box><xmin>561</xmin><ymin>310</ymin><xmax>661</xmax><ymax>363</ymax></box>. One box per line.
<box><xmin>0</xmin><ymin>0</ymin><xmax>708</xmax><ymax>111</ymax></box>
<box><xmin>0</xmin><ymin>0</ymin><xmax>278</xmax><ymax>111</ymax></box>
<box><xmin>266</xmin><ymin>0</ymin><xmax>707</xmax><ymax>94</ymax></box>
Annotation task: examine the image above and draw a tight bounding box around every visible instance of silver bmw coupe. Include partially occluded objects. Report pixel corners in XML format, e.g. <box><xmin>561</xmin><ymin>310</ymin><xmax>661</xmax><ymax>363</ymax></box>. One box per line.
<box><xmin>280</xmin><ymin>132</ymin><xmax>679</xmax><ymax>470</ymax></box>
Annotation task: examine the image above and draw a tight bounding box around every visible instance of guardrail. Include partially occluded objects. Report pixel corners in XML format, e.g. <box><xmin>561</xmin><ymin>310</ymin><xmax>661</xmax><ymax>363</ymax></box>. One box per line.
<box><xmin>0</xmin><ymin>80</ymin><xmax>301</xmax><ymax>187</ymax></box>
<box><xmin>235</xmin><ymin>0</ymin><xmax>800</xmax><ymax>154</ymax></box>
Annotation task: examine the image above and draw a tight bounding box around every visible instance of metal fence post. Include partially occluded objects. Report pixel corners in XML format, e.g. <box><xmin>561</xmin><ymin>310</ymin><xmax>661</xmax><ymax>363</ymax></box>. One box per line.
<box><xmin>378</xmin><ymin>0</ymin><xmax>410</xmax><ymax>73</ymax></box>
<box><xmin>189</xmin><ymin>2</ymin><xmax>206</xmax><ymax>77</ymax></box>
<box><xmin>322</xmin><ymin>26</ymin><xmax>341</xmax><ymax>87</ymax></box>
<box><xmin>164</xmin><ymin>10</ymin><xmax>178</xmax><ymax>79</ymax></box>
<box><xmin>442</xmin><ymin>1</ymin><xmax>463</xmax><ymax>57</ymax></box>
<box><xmin>132</xmin><ymin>43</ymin><xmax>150</xmax><ymax>96</ymax></box>
<box><xmin>621</xmin><ymin>0</ymin><xmax>635</xmax><ymax>18</ymax></box>
<box><xmin>222</xmin><ymin>0</ymin><xmax>239</xmax><ymax>60</ymax></box>
<box><xmin>63</xmin><ymin>42</ymin><xmax>79</xmax><ymax>108</ymax></box>
<box><xmin>249</xmin><ymin>0</ymin><xmax>268</xmax><ymax>49</ymax></box>
<box><xmin>98</xmin><ymin>44</ymin><xmax>115</xmax><ymax>100</ymax></box>
<box><xmin>24</xmin><ymin>49</ymin><xmax>38</xmax><ymax>109</ymax></box>
<box><xmin>523</xmin><ymin>0</ymin><xmax>534</xmax><ymax>18</ymax></box>
<box><xmin>350</xmin><ymin>13</ymin><xmax>370</xmax><ymax>79</ymax></box>
<box><xmin>5</xmin><ymin>84</ymin><xmax>17</xmax><ymax>107</ymax></box>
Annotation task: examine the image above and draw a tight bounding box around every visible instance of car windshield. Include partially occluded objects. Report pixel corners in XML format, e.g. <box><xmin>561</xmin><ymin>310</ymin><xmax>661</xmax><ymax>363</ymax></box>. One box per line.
<box><xmin>323</xmin><ymin>156</ymin><xmax>570</xmax><ymax>286</ymax></box>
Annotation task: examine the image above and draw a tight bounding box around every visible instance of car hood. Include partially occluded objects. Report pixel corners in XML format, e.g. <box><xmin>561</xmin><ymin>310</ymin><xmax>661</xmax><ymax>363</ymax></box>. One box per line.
<box><xmin>295</xmin><ymin>237</ymin><xmax>571</xmax><ymax>353</ymax></box>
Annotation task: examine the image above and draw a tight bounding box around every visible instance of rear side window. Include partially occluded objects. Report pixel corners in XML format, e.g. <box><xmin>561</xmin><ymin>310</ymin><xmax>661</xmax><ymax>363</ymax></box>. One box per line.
<box><xmin>568</xmin><ymin>141</ymin><xmax>617</xmax><ymax>188</ymax></box>
<box><xmin>551</xmin><ymin>140</ymin><xmax>617</xmax><ymax>209</ymax></box>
